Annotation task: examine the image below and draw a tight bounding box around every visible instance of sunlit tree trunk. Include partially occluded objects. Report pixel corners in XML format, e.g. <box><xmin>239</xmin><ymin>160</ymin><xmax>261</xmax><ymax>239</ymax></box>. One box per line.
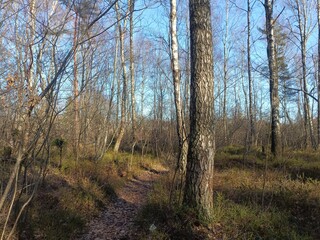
<box><xmin>183</xmin><ymin>0</ymin><xmax>215</xmax><ymax>220</ymax></box>
<box><xmin>264</xmin><ymin>0</ymin><xmax>281</xmax><ymax>158</ymax></box>
<box><xmin>170</xmin><ymin>0</ymin><xmax>188</xmax><ymax>174</ymax></box>
<box><xmin>28</xmin><ymin>0</ymin><xmax>36</xmax><ymax>93</ymax></box>
<box><xmin>141</xmin><ymin>52</ymin><xmax>146</xmax><ymax>117</ymax></box>
<box><xmin>114</xmin><ymin>2</ymin><xmax>128</xmax><ymax>153</ymax></box>
<box><xmin>129</xmin><ymin>0</ymin><xmax>136</xmax><ymax>142</ymax></box>
<box><xmin>184</xmin><ymin>12</ymin><xmax>190</xmax><ymax>120</ymax></box>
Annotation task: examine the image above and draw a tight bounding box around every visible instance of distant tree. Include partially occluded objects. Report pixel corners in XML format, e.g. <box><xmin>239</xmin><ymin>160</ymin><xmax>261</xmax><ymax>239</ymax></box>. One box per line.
<box><xmin>130</xmin><ymin>0</ymin><xmax>137</xmax><ymax>146</ymax></box>
<box><xmin>73</xmin><ymin>11</ymin><xmax>80</xmax><ymax>163</ymax></box>
<box><xmin>287</xmin><ymin>0</ymin><xmax>316</xmax><ymax>149</ymax></box>
<box><xmin>183</xmin><ymin>0</ymin><xmax>215</xmax><ymax>219</ymax></box>
<box><xmin>53</xmin><ymin>138</ymin><xmax>66</xmax><ymax>169</ymax></box>
<box><xmin>222</xmin><ymin>0</ymin><xmax>230</xmax><ymax>145</ymax></box>
<box><xmin>247</xmin><ymin>0</ymin><xmax>256</xmax><ymax>147</ymax></box>
<box><xmin>259</xmin><ymin>23</ymin><xmax>294</xmax><ymax>124</ymax></box>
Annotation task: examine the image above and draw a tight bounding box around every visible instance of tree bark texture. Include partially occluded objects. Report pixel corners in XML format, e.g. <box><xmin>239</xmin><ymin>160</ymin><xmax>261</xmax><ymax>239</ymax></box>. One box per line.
<box><xmin>264</xmin><ymin>0</ymin><xmax>281</xmax><ymax>157</ymax></box>
<box><xmin>183</xmin><ymin>0</ymin><xmax>215</xmax><ymax>219</ymax></box>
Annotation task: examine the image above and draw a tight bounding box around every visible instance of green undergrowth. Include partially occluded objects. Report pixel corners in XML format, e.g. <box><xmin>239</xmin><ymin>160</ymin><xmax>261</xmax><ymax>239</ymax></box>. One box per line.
<box><xmin>135</xmin><ymin>146</ymin><xmax>320</xmax><ymax>239</ymax></box>
<box><xmin>19</xmin><ymin>150</ymin><xmax>165</xmax><ymax>239</ymax></box>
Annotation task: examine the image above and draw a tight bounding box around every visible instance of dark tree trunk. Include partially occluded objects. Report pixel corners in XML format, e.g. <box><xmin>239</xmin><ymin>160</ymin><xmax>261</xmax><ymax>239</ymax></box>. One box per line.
<box><xmin>264</xmin><ymin>0</ymin><xmax>281</xmax><ymax>158</ymax></box>
<box><xmin>183</xmin><ymin>0</ymin><xmax>215</xmax><ymax>220</ymax></box>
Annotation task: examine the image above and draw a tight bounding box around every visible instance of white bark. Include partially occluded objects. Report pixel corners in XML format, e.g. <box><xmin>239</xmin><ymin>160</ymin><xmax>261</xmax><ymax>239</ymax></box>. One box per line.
<box><xmin>170</xmin><ymin>0</ymin><xmax>188</xmax><ymax>173</ymax></box>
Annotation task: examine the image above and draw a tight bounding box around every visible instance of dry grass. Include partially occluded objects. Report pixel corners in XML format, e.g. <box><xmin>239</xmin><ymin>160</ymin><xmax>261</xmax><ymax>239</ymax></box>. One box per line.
<box><xmin>1</xmin><ymin>150</ymin><xmax>165</xmax><ymax>239</ymax></box>
<box><xmin>136</xmin><ymin>146</ymin><xmax>320</xmax><ymax>239</ymax></box>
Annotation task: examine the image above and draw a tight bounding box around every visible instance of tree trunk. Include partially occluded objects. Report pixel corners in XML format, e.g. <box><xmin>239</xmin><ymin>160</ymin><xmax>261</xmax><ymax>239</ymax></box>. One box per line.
<box><xmin>264</xmin><ymin>0</ymin><xmax>281</xmax><ymax>158</ymax></box>
<box><xmin>223</xmin><ymin>0</ymin><xmax>229</xmax><ymax>145</ymax></box>
<box><xmin>114</xmin><ymin>2</ymin><xmax>128</xmax><ymax>153</ymax></box>
<box><xmin>295</xmin><ymin>0</ymin><xmax>316</xmax><ymax>149</ymax></box>
<box><xmin>247</xmin><ymin>0</ymin><xmax>255</xmax><ymax>147</ymax></box>
<box><xmin>129</xmin><ymin>0</ymin><xmax>136</xmax><ymax>142</ymax></box>
<box><xmin>170</xmin><ymin>0</ymin><xmax>188</xmax><ymax>174</ymax></box>
<box><xmin>28</xmin><ymin>0</ymin><xmax>36</xmax><ymax>92</ymax></box>
<box><xmin>318</xmin><ymin>0</ymin><xmax>320</xmax><ymax>148</ymax></box>
<box><xmin>183</xmin><ymin>0</ymin><xmax>215</xmax><ymax>220</ymax></box>
<box><xmin>73</xmin><ymin>13</ymin><xmax>80</xmax><ymax>162</ymax></box>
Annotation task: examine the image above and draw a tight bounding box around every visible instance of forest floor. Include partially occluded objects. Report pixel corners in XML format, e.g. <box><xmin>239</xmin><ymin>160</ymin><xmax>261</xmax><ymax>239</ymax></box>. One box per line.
<box><xmin>134</xmin><ymin>146</ymin><xmax>320</xmax><ymax>239</ymax></box>
<box><xmin>3</xmin><ymin>148</ymin><xmax>320</xmax><ymax>239</ymax></box>
<box><xmin>77</xmin><ymin>166</ymin><xmax>168</xmax><ymax>240</ymax></box>
<box><xmin>1</xmin><ymin>152</ymin><xmax>169</xmax><ymax>240</ymax></box>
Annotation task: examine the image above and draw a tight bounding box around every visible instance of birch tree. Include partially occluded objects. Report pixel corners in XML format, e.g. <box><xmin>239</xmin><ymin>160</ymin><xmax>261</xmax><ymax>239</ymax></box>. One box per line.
<box><xmin>264</xmin><ymin>0</ymin><xmax>281</xmax><ymax>157</ymax></box>
<box><xmin>288</xmin><ymin>0</ymin><xmax>316</xmax><ymax>149</ymax></box>
<box><xmin>114</xmin><ymin>1</ymin><xmax>129</xmax><ymax>152</ymax></box>
<box><xmin>129</xmin><ymin>0</ymin><xmax>136</xmax><ymax>144</ymax></box>
<box><xmin>170</xmin><ymin>0</ymin><xmax>188</xmax><ymax>174</ymax></box>
<box><xmin>223</xmin><ymin>0</ymin><xmax>229</xmax><ymax>145</ymax></box>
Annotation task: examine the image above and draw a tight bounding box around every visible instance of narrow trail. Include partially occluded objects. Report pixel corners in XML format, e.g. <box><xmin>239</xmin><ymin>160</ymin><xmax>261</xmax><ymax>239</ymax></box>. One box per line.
<box><xmin>77</xmin><ymin>168</ymin><xmax>166</xmax><ymax>240</ymax></box>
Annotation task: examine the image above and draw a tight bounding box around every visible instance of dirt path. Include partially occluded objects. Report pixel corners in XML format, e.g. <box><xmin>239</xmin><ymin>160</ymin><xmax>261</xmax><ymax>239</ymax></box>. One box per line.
<box><xmin>77</xmin><ymin>169</ymin><xmax>165</xmax><ymax>240</ymax></box>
